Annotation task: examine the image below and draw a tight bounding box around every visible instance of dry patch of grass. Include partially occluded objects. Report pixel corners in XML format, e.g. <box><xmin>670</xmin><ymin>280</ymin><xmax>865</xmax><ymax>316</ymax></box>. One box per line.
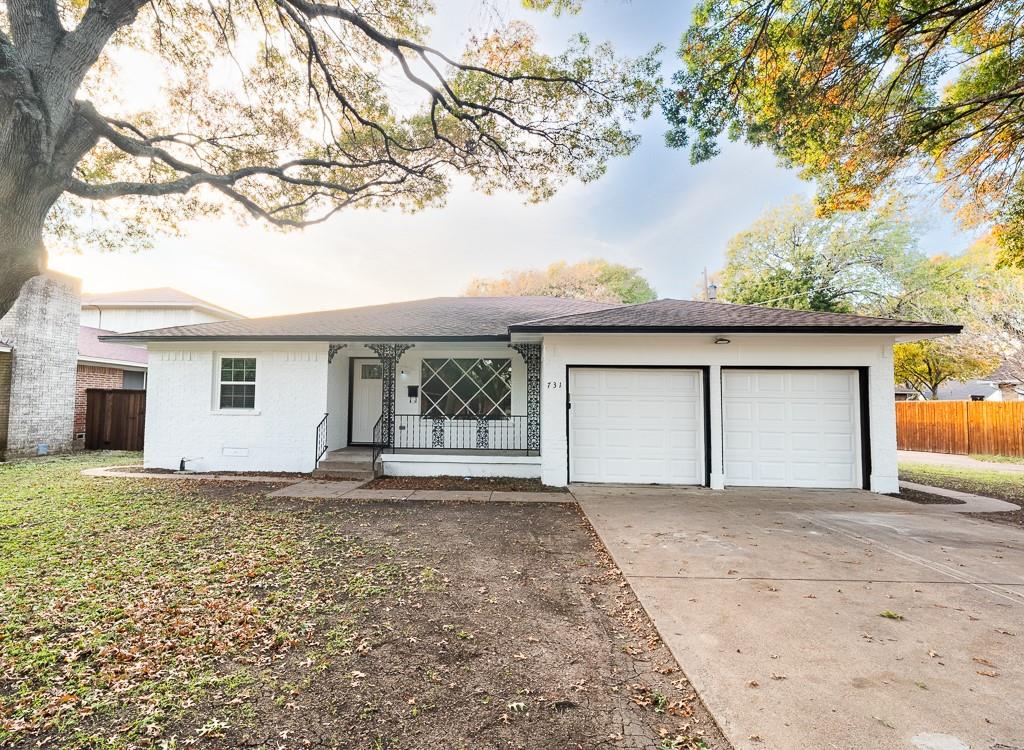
<box><xmin>1</xmin><ymin>454</ymin><xmax>728</xmax><ymax>750</ymax></box>
<box><xmin>0</xmin><ymin>454</ymin><xmax>426</xmax><ymax>749</ymax></box>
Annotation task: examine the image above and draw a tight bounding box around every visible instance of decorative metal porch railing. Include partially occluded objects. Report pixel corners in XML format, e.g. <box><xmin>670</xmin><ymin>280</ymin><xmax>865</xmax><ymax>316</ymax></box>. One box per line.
<box><xmin>386</xmin><ymin>414</ymin><xmax>537</xmax><ymax>455</ymax></box>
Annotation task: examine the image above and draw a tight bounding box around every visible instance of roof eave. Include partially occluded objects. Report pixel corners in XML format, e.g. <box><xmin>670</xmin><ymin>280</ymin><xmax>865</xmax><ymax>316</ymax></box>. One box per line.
<box><xmin>507</xmin><ymin>324</ymin><xmax>964</xmax><ymax>335</ymax></box>
<box><xmin>99</xmin><ymin>333</ymin><xmax>513</xmax><ymax>344</ymax></box>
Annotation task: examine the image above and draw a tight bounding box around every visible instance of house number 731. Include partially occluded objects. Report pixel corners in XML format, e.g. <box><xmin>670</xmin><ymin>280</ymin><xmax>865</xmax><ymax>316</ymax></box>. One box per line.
<box><xmin>546</xmin><ymin>381</ymin><xmax>563</xmax><ymax>389</ymax></box>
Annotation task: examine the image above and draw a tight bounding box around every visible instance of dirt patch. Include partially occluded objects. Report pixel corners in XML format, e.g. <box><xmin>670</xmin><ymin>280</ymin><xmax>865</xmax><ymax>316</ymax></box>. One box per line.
<box><xmin>886</xmin><ymin>488</ymin><xmax>965</xmax><ymax>505</ymax></box>
<box><xmin>3</xmin><ymin>457</ymin><xmax>726</xmax><ymax>750</ymax></box>
<box><xmin>364</xmin><ymin>474</ymin><xmax>569</xmax><ymax>492</ymax></box>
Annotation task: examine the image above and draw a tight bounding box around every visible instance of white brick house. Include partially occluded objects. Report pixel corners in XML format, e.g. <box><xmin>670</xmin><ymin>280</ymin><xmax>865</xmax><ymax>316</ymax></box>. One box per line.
<box><xmin>106</xmin><ymin>297</ymin><xmax>960</xmax><ymax>492</ymax></box>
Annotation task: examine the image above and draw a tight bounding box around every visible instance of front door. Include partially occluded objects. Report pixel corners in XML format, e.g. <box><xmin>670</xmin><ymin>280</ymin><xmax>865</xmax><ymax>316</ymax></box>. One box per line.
<box><xmin>350</xmin><ymin>358</ymin><xmax>383</xmax><ymax>443</ymax></box>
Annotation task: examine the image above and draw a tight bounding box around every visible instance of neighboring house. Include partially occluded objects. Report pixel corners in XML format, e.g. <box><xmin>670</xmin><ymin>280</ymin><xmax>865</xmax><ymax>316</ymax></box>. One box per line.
<box><xmin>894</xmin><ymin>385</ymin><xmax>921</xmax><ymax>401</ymax></box>
<box><xmin>74</xmin><ymin>327</ymin><xmax>150</xmax><ymax>439</ymax></box>
<box><xmin>979</xmin><ymin>364</ymin><xmax>1023</xmax><ymax>401</ymax></box>
<box><xmin>73</xmin><ymin>288</ymin><xmax>244</xmax><ymax>443</ymax></box>
<box><xmin>81</xmin><ymin>287</ymin><xmax>244</xmax><ymax>332</ymax></box>
<box><xmin>0</xmin><ymin>273</ymin><xmax>82</xmax><ymax>459</ymax></box>
<box><xmin>106</xmin><ymin>297</ymin><xmax>959</xmax><ymax>493</ymax></box>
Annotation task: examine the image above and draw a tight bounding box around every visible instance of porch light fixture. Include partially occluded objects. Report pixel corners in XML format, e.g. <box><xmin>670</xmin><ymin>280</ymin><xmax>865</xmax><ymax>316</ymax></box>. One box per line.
<box><xmin>714</xmin><ymin>337</ymin><xmax>731</xmax><ymax>345</ymax></box>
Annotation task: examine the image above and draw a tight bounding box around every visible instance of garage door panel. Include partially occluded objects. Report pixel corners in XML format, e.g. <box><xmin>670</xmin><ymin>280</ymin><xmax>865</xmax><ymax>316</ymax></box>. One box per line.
<box><xmin>569</xmin><ymin>368</ymin><xmax>704</xmax><ymax>485</ymax></box>
<box><xmin>723</xmin><ymin>369</ymin><xmax>859</xmax><ymax>489</ymax></box>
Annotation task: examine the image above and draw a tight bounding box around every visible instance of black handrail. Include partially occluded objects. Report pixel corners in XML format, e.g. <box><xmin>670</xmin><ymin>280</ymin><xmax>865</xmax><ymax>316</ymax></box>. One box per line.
<box><xmin>370</xmin><ymin>414</ymin><xmax>384</xmax><ymax>471</ymax></box>
<box><xmin>315</xmin><ymin>412</ymin><xmax>329</xmax><ymax>464</ymax></box>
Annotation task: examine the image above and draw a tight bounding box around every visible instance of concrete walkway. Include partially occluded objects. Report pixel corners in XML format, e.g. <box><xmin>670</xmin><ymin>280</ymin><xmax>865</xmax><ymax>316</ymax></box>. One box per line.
<box><xmin>900</xmin><ymin>480</ymin><xmax>1021</xmax><ymax>513</ymax></box>
<box><xmin>268</xmin><ymin>480</ymin><xmax>570</xmax><ymax>503</ymax></box>
<box><xmin>575</xmin><ymin>484</ymin><xmax>1024</xmax><ymax>750</ymax></box>
<box><xmin>899</xmin><ymin>449</ymin><xmax>1024</xmax><ymax>474</ymax></box>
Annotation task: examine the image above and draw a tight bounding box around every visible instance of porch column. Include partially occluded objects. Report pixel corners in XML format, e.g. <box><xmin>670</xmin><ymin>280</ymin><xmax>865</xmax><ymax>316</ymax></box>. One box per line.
<box><xmin>367</xmin><ymin>343</ymin><xmax>414</xmax><ymax>446</ymax></box>
<box><xmin>510</xmin><ymin>343</ymin><xmax>542</xmax><ymax>454</ymax></box>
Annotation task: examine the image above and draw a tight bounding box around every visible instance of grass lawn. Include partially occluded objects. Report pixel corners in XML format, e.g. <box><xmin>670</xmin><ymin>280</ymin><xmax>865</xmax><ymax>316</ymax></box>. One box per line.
<box><xmin>899</xmin><ymin>462</ymin><xmax>1024</xmax><ymax>528</ymax></box>
<box><xmin>967</xmin><ymin>453</ymin><xmax>1024</xmax><ymax>465</ymax></box>
<box><xmin>0</xmin><ymin>454</ymin><xmax>725</xmax><ymax>750</ymax></box>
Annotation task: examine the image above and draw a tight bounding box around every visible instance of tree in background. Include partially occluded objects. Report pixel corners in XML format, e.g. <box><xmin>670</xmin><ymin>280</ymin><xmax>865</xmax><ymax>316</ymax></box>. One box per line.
<box><xmin>717</xmin><ymin>199</ymin><xmax>926</xmax><ymax>313</ymax></box>
<box><xmin>0</xmin><ymin>1</ymin><xmax>661</xmax><ymax>319</ymax></box>
<box><xmin>716</xmin><ymin>197</ymin><xmax>1010</xmax><ymax>397</ymax></box>
<box><xmin>954</xmin><ymin>234</ymin><xmax>1024</xmax><ymax>383</ymax></box>
<box><xmin>466</xmin><ymin>259</ymin><xmax>656</xmax><ymax>303</ymax></box>
<box><xmin>663</xmin><ymin>0</ymin><xmax>1024</xmax><ymax>267</ymax></box>
<box><xmin>894</xmin><ymin>340</ymin><xmax>1000</xmax><ymax>400</ymax></box>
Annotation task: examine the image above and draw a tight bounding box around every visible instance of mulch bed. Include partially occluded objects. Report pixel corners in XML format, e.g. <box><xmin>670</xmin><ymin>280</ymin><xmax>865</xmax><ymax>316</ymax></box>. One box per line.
<box><xmin>886</xmin><ymin>488</ymin><xmax>965</xmax><ymax>505</ymax></box>
<box><xmin>363</xmin><ymin>475</ymin><xmax>569</xmax><ymax>492</ymax></box>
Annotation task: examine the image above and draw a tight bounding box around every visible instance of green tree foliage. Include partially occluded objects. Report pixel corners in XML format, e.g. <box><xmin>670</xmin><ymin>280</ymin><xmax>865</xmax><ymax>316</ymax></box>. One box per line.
<box><xmin>894</xmin><ymin>340</ymin><xmax>999</xmax><ymax>400</ymax></box>
<box><xmin>662</xmin><ymin>0</ymin><xmax>1024</xmax><ymax>267</ymax></box>
<box><xmin>717</xmin><ymin>198</ymin><xmax>1012</xmax><ymax>397</ymax></box>
<box><xmin>0</xmin><ymin>1</ymin><xmax>662</xmax><ymax>319</ymax></box>
<box><xmin>465</xmin><ymin>259</ymin><xmax>657</xmax><ymax>303</ymax></box>
<box><xmin>718</xmin><ymin>199</ymin><xmax>926</xmax><ymax>313</ymax></box>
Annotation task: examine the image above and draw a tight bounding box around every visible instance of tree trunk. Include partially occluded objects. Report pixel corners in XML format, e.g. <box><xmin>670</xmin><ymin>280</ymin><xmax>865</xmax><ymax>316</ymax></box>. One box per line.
<box><xmin>0</xmin><ymin>193</ymin><xmax>52</xmax><ymax>322</ymax></box>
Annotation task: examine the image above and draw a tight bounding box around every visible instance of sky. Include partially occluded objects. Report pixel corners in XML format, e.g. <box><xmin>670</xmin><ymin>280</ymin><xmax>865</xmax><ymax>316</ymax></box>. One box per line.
<box><xmin>50</xmin><ymin>0</ymin><xmax>976</xmax><ymax>318</ymax></box>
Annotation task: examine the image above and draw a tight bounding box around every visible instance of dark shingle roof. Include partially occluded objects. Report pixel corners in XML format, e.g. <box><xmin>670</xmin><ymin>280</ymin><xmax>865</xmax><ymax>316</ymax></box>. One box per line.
<box><xmin>510</xmin><ymin>298</ymin><xmax>961</xmax><ymax>334</ymax></box>
<box><xmin>102</xmin><ymin>296</ymin><xmax>961</xmax><ymax>342</ymax></box>
<box><xmin>104</xmin><ymin>297</ymin><xmax>620</xmax><ymax>341</ymax></box>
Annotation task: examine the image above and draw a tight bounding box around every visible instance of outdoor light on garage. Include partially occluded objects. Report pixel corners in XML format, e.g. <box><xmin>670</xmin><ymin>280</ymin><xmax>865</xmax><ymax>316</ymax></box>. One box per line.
<box><xmin>714</xmin><ymin>337</ymin><xmax>731</xmax><ymax>345</ymax></box>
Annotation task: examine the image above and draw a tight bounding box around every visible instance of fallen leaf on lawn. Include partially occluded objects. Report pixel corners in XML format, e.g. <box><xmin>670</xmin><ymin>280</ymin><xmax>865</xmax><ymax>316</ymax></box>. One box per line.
<box><xmin>879</xmin><ymin>610</ymin><xmax>904</xmax><ymax>621</ymax></box>
<box><xmin>977</xmin><ymin>670</ymin><xmax>999</xmax><ymax>678</ymax></box>
<box><xmin>927</xmin><ymin>650</ymin><xmax>940</xmax><ymax>658</ymax></box>
<box><xmin>771</xmin><ymin>674</ymin><xmax>786</xmax><ymax>681</ymax></box>
<box><xmin>872</xmin><ymin>716</ymin><xmax>895</xmax><ymax>729</ymax></box>
<box><xmin>972</xmin><ymin>657</ymin><xmax>997</xmax><ymax>668</ymax></box>
<box><xmin>747</xmin><ymin>680</ymin><xmax>759</xmax><ymax>688</ymax></box>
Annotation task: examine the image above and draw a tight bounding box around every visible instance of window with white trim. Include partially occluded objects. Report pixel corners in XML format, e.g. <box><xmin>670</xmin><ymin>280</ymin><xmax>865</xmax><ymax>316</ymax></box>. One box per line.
<box><xmin>421</xmin><ymin>358</ymin><xmax>511</xmax><ymax>418</ymax></box>
<box><xmin>219</xmin><ymin>357</ymin><xmax>256</xmax><ymax>409</ymax></box>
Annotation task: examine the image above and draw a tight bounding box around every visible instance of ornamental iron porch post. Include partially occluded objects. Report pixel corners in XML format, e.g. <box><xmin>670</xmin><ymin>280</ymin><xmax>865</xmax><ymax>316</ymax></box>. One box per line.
<box><xmin>367</xmin><ymin>343</ymin><xmax>414</xmax><ymax>447</ymax></box>
<box><xmin>509</xmin><ymin>343</ymin><xmax>541</xmax><ymax>454</ymax></box>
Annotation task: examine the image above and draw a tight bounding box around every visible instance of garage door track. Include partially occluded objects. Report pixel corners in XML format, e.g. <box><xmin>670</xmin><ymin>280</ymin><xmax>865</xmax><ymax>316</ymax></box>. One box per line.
<box><xmin>576</xmin><ymin>485</ymin><xmax>1024</xmax><ymax>750</ymax></box>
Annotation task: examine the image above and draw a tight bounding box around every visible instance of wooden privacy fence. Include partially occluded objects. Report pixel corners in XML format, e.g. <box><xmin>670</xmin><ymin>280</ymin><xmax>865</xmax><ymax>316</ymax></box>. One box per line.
<box><xmin>896</xmin><ymin>400</ymin><xmax>1024</xmax><ymax>456</ymax></box>
<box><xmin>85</xmin><ymin>389</ymin><xmax>146</xmax><ymax>451</ymax></box>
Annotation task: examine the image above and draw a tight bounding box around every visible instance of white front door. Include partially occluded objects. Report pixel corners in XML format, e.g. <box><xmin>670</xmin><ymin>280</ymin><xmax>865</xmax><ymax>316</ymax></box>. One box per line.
<box><xmin>722</xmin><ymin>369</ymin><xmax>860</xmax><ymax>488</ymax></box>
<box><xmin>568</xmin><ymin>368</ymin><xmax>704</xmax><ymax>485</ymax></box>
<box><xmin>351</xmin><ymin>359</ymin><xmax>383</xmax><ymax>443</ymax></box>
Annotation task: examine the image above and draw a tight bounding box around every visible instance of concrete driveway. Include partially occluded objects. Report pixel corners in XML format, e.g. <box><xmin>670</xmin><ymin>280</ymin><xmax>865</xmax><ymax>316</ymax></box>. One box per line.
<box><xmin>575</xmin><ymin>485</ymin><xmax>1024</xmax><ymax>750</ymax></box>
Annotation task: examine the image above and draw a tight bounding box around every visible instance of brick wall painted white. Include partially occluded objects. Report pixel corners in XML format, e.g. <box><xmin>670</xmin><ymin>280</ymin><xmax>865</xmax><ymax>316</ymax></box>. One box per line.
<box><xmin>0</xmin><ymin>273</ymin><xmax>81</xmax><ymax>457</ymax></box>
<box><xmin>144</xmin><ymin>342</ymin><xmax>329</xmax><ymax>472</ymax></box>
<box><xmin>538</xmin><ymin>333</ymin><xmax>900</xmax><ymax>493</ymax></box>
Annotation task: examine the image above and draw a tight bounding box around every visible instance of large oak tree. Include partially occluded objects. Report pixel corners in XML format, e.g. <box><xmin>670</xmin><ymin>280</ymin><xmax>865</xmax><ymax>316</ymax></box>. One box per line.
<box><xmin>0</xmin><ymin>0</ymin><xmax>659</xmax><ymax>318</ymax></box>
<box><xmin>663</xmin><ymin>0</ymin><xmax>1024</xmax><ymax>266</ymax></box>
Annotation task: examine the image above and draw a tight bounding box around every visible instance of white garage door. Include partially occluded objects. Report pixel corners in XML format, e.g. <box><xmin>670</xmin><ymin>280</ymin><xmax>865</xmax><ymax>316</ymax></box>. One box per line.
<box><xmin>722</xmin><ymin>369</ymin><xmax>860</xmax><ymax>488</ymax></box>
<box><xmin>569</xmin><ymin>368</ymin><xmax>704</xmax><ymax>484</ymax></box>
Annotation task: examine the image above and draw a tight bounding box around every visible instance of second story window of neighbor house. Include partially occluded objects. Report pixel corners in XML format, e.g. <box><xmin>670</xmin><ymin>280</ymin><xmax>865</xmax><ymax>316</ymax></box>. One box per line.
<box><xmin>219</xmin><ymin>357</ymin><xmax>256</xmax><ymax>409</ymax></box>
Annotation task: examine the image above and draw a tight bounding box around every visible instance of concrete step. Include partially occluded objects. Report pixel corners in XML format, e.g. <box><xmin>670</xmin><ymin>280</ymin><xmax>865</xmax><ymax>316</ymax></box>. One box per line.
<box><xmin>318</xmin><ymin>458</ymin><xmax>374</xmax><ymax>471</ymax></box>
<box><xmin>313</xmin><ymin>468</ymin><xmax>376</xmax><ymax>480</ymax></box>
